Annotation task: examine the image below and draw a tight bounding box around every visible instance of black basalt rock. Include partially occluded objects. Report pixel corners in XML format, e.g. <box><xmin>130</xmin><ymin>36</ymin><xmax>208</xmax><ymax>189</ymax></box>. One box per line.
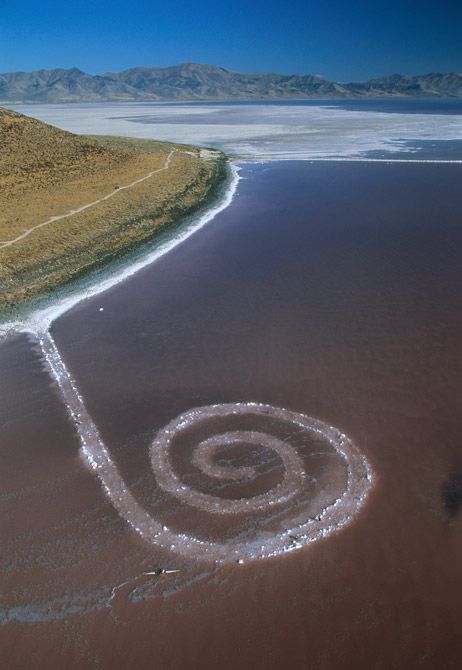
<box><xmin>442</xmin><ymin>474</ymin><xmax>462</xmax><ymax>517</ymax></box>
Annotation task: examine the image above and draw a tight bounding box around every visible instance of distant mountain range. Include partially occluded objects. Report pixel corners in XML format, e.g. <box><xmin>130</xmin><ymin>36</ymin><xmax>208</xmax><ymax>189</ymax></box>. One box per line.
<box><xmin>1</xmin><ymin>62</ymin><xmax>462</xmax><ymax>103</ymax></box>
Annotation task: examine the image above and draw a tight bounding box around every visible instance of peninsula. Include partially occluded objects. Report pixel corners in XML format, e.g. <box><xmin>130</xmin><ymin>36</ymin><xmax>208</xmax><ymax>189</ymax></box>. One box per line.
<box><xmin>0</xmin><ymin>108</ymin><xmax>227</xmax><ymax>310</ymax></box>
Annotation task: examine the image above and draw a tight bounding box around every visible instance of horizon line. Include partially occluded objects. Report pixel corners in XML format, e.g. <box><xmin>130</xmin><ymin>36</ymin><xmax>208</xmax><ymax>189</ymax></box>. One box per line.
<box><xmin>1</xmin><ymin>62</ymin><xmax>462</xmax><ymax>84</ymax></box>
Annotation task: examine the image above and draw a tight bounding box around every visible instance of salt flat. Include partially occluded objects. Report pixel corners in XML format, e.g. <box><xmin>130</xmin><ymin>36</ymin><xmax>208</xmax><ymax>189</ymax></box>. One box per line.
<box><xmin>11</xmin><ymin>100</ymin><xmax>462</xmax><ymax>160</ymax></box>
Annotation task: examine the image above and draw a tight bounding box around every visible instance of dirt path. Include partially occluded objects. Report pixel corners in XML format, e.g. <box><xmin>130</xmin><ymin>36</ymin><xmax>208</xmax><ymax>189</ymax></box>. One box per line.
<box><xmin>0</xmin><ymin>149</ymin><xmax>181</xmax><ymax>249</ymax></box>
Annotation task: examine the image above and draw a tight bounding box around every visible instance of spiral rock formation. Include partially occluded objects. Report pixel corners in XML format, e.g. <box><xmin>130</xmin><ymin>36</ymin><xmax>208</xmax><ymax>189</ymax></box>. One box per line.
<box><xmin>40</xmin><ymin>333</ymin><xmax>372</xmax><ymax>562</ymax></box>
<box><xmin>40</xmin><ymin>332</ymin><xmax>373</xmax><ymax>563</ymax></box>
<box><xmin>147</xmin><ymin>402</ymin><xmax>372</xmax><ymax>561</ymax></box>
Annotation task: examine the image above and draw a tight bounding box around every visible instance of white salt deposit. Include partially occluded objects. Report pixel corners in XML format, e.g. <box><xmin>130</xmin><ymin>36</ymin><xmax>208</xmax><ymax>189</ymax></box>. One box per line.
<box><xmin>10</xmin><ymin>101</ymin><xmax>462</xmax><ymax>161</ymax></box>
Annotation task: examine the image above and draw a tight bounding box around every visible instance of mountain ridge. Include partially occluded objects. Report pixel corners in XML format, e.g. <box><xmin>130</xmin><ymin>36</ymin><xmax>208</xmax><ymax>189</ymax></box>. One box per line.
<box><xmin>1</xmin><ymin>63</ymin><xmax>461</xmax><ymax>103</ymax></box>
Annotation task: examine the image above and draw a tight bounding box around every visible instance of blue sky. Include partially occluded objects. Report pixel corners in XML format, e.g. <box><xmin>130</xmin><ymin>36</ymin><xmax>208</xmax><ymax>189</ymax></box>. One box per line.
<box><xmin>1</xmin><ymin>0</ymin><xmax>461</xmax><ymax>80</ymax></box>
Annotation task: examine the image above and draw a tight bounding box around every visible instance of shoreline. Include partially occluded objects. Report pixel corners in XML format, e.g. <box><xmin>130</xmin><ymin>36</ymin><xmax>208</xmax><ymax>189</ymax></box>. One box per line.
<box><xmin>1</xmin><ymin>153</ymin><xmax>460</xmax><ymax>340</ymax></box>
<box><xmin>0</xmin><ymin>113</ymin><xmax>229</xmax><ymax>316</ymax></box>
<box><xmin>0</xmin><ymin>160</ymin><xmax>241</xmax><ymax>338</ymax></box>
<box><xmin>236</xmin><ymin>156</ymin><xmax>462</xmax><ymax>163</ymax></box>
<box><xmin>2</xmin><ymin>151</ymin><xmax>461</xmax><ymax>341</ymax></box>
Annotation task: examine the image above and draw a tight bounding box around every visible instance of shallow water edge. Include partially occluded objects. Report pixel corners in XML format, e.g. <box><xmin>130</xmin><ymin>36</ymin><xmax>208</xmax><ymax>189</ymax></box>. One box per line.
<box><xmin>0</xmin><ymin>160</ymin><xmax>241</xmax><ymax>338</ymax></box>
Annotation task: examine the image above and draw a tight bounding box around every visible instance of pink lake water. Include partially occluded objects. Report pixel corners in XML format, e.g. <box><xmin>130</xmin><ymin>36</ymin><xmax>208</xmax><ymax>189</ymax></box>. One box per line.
<box><xmin>1</xmin><ymin>160</ymin><xmax>462</xmax><ymax>669</ymax></box>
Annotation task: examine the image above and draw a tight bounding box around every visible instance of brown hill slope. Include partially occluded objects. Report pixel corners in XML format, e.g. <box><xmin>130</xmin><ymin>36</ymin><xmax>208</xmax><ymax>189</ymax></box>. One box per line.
<box><xmin>0</xmin><ymin>107</ymin><xmax>160</xmax><ymax>229</ymax></box>
<box><xmin>0</xmin><ymin>108</ymin><xmax>226</xmax><ymax>310</ymax></box>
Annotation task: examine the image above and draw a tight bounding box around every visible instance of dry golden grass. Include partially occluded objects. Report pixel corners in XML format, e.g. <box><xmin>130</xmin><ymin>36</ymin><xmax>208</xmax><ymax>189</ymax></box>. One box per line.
<box><xmin>0</xmin><ymin>108</ymin><xmax>226</xmax><ymax>310</ymax></box>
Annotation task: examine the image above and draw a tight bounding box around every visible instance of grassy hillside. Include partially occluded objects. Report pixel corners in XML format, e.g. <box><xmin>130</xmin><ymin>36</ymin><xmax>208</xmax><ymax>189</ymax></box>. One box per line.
<box><xmin>0</xmin><ymin>108</ymin><xmax>227</xmax><ymax>311</ymax></box>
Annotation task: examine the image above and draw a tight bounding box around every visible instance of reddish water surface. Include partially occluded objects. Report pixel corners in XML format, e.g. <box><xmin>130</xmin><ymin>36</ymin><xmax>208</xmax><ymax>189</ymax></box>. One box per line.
<box><xmin>1</xmin><ymin>162</ymin><xmax>462</xmax><ymax>669</ymax></box>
